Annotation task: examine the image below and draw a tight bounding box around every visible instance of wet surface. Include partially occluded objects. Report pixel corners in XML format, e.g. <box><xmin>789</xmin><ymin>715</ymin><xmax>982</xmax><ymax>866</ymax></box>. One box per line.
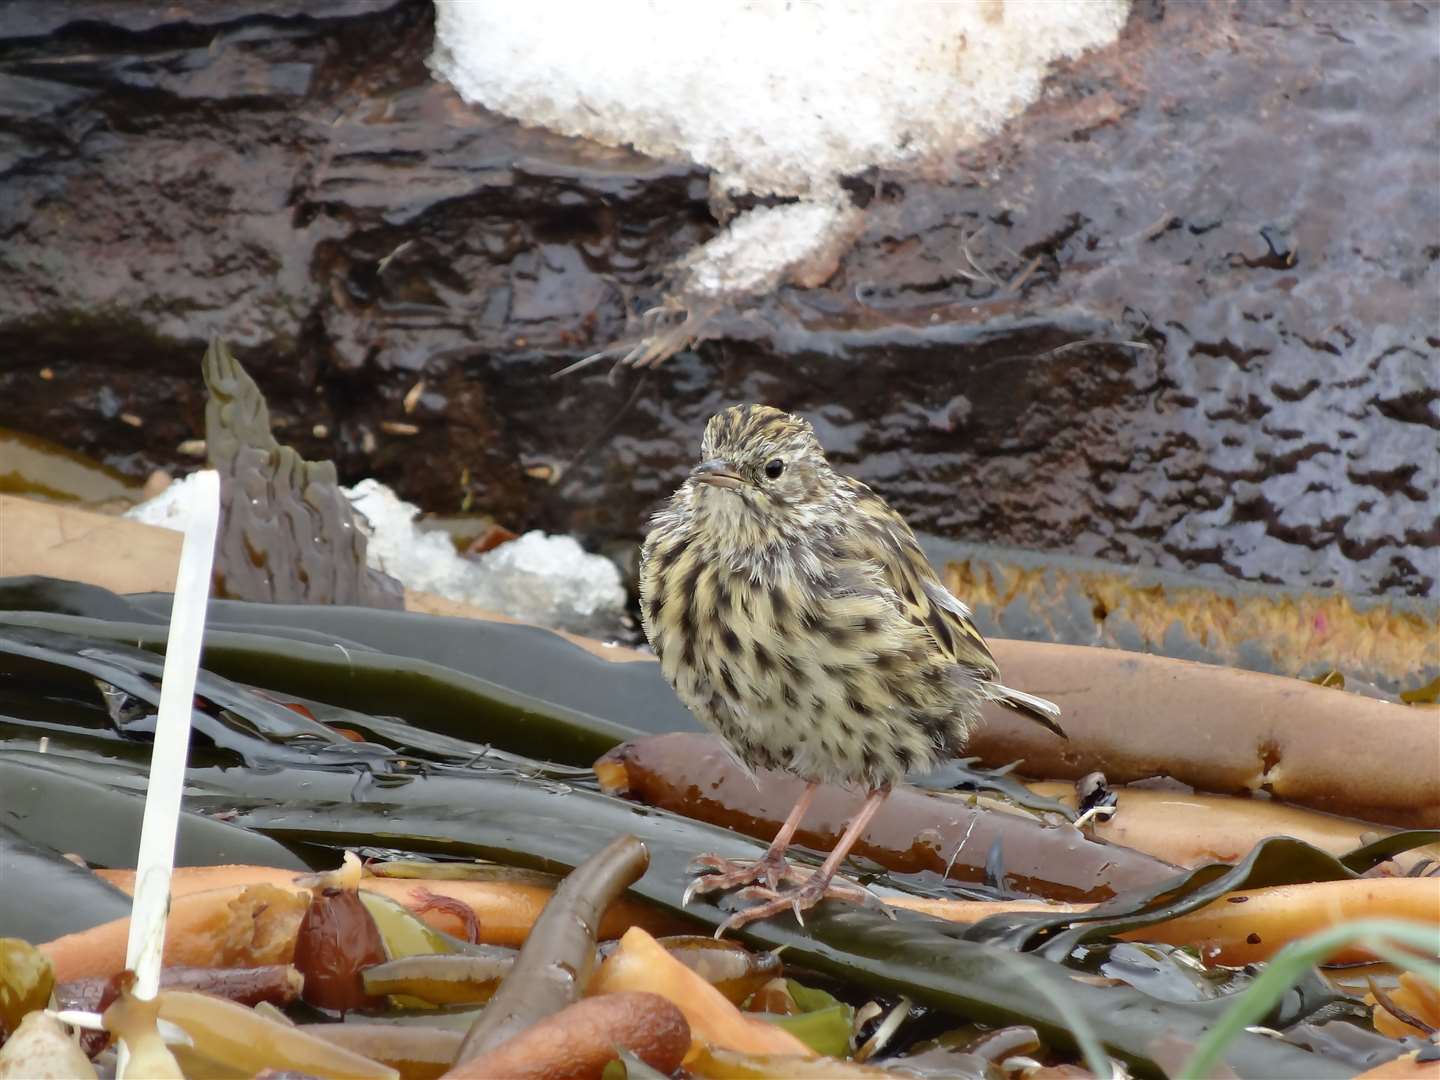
<box><xmin>0</xmin><ymin>0</ymin><xmax>1435</xmax><ymax>597</ymax></box>
<box><xmin>0</xmin><ymin>428</ymin><xmax>142</xmax><ymax>506</ymax></box>
<box><xmin>598</xmin><ymin>732</ymin><xmax>1180</xmax><ymax>904</ymax></box>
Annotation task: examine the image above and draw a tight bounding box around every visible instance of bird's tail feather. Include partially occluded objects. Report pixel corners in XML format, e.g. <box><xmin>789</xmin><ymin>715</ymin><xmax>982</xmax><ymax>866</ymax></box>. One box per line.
<box><xmin>994</xmin><ymin>684</ymin><xmax>1066</xmax><ymax>739</ymax></box>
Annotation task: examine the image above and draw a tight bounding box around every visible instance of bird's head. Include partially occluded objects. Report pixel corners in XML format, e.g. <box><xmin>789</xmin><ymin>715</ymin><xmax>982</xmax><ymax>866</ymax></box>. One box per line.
<box><xmin>688</xmin><ymin>405</ymin><xmax>841</xmax><ymax>544</ymax></box>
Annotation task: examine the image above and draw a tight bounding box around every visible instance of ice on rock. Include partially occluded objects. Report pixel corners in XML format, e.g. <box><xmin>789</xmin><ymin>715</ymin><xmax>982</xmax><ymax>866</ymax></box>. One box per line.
<box><xmin>124</xmin><ymin>474</ymin><xmax>204</xmax><ymax>531</ymax></box>
<box><xmin>343</xmin><ymin>479</ymin><xmax>463</xmax><ymax>596</ymax></box>
<box><xmin>347</xmin><ymin>479</ymin><xmax>627</xmax><ymax>637</ymax></box>
<box><xmin>677</xmin><ymin>201</ymin><xmax>864</xmax><ymax>300</ymax></box>
<box><xmin>128</xmin><ymin>477</ymin><xmax>628</xmax><ymax>638</ymax></box>
<box><xmin>470</xmin><ymin>530</ymin><xmax>628</xmax><ymax>635</ymax></box>
<box><xmin>429</xmin><ymin>1</ymin><xmax>1129</xmax><ymax>199</ymax></box>
<box><xmin>429</xmin><ymin>1</ymin><xmax>1130</xmax><ymax>307</ymax></box>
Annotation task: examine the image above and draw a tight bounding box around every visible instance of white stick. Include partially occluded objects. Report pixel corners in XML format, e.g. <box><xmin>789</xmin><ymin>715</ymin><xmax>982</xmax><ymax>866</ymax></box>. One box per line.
<box><xmin>118</xmin><ymin>470</ymin><xmax>219</xmax><ymax>1074</ymax></box>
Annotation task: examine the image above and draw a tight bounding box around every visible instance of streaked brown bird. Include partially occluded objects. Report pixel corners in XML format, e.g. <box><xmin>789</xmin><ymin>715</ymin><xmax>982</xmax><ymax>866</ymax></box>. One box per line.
<box><xmin>639</xmin><ymin>404</ymin><xmax>1063</xmax><ymax>931</ymax></box>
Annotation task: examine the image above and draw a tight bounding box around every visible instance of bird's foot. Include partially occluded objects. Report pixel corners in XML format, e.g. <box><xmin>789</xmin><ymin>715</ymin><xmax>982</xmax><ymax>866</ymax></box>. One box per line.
<box><xmin>683</xmin><ymin>852</ymin><xmax>799</xmax><ymax>907</ymax></box>
<box><xmin>714</xmin><ymin>871</ymin><xmax>888</xmax><ymax>936</ymax></box>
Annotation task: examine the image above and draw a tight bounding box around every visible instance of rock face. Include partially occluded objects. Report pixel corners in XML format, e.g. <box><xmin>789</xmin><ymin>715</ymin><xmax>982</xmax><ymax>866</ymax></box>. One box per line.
<box><xmin>1</xmin><ymin>0</ymin><xmax>1435</xmax><ymax>599</ymax></box>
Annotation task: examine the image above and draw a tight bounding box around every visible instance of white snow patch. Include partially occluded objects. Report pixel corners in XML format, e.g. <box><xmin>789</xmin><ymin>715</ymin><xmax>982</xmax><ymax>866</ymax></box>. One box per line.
<box><xmin>348</xmin><ymin>480</ymin><xmax>627</xmax><ymax>636</ymax></box>
<box><xmin>677</xmin><ymin>200</ymin><xmax>862</xmax><ymax>299</ymax></box>
<box><xmin>469</xmin><ymin>531</ymin><xmax>627</xmax><ymax>633</ymax></box>
<box><xmin>429</xmin><ymin>1</ymin><xmax>1130</xmax><ymax>199</ymax></box>
<box><xmin>127</xmin><ymin>477</ymin><xmax>627</xmax><ymax>637</ymax></box>
<box><xmin>429</xmin><ymin>0</ymin><xmax>1128</xmax><ymax>310</ymax></box>
<box><xmin>125</xmin><ymin>473</ymin><xmax>204</xmax><ymax>531</ymax></box>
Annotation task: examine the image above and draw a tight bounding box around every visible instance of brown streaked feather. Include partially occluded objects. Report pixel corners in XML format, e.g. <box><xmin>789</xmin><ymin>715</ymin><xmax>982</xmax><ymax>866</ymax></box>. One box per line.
<box><xmin>836</xmin><ymin>477</ymin><xmax>1000</xmax><ymax>678</ymax></box>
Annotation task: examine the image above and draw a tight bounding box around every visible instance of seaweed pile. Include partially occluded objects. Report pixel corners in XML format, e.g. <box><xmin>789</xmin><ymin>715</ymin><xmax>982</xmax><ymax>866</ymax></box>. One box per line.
<box><xmin>2</xmin><ymin>577</ymin><xmax>1436</xmax><ymax>1078</ymax></box>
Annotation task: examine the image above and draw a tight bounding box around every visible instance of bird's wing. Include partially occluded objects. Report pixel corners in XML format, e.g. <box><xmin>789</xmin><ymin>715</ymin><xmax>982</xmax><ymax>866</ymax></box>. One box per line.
<box><xmin>834</xmin><ymin>478</ymin><xmax>1065</xmax><ymax>737</ymax></box>
<box><xmin>837</xmin><ymin>479</ymin><xmax>1000</xmax><ymax>679</ymax></box>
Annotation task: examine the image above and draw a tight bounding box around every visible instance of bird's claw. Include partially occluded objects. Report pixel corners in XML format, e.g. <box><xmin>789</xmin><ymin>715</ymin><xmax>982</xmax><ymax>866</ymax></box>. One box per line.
<box><xmin>684</xmin><ymin>852</ymin><xmax>797</xmax><ymax>903</ymax></box>
<box><xmin>681</xmin><ymin>875</ymin><xmax>706</xmax><ymax>908</ymax></box>
<box><xmin>713</xmin><ymin>874</ymin><xmax>883</xmax><ymax>934</ymax></box>
<box><xmin>687</xmin><ymin>853</ymin><xmax>886</xmax><ymax>935</ymax></box>
<box><xmin>713</xmin><ymin>912</ymin><xmax>746</xmax><ymax>939</ymax></box>
<box><xmin>740</xmin><ymin>876</ymin><xmax>883</xmax><ymax>910</ymax></box>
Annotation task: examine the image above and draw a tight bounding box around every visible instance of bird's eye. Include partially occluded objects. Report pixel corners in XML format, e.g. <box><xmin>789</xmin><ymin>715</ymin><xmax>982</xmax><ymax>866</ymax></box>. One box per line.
<box><xmin>764</xmin><ymin>458</ymin><xmax>785</xmax><ymax>479</ymax></box>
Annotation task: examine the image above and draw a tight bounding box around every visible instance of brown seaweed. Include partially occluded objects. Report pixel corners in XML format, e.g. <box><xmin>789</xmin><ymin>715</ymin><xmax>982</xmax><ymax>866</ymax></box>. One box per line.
<box><xmin>454</xmin><ymin>835</ymin><xmax>650</xmax><ymax>1062</ymax></box>
<box><xmin>973</xmin><ymin>640</ymin><xmax>1440</xmax><ymax>828</ymax></box>
<box><xmin>203</xmin><ymin>337</ymin><xmax>402</xmax><ymax>608</ymax></box>
<box><xmin>596</xmin><ymin>733</ymin><xmax>1178</xmax><ymax>902</ymax></box>
<box><xmin>301</xmin><ymin>1024</ymin><xmax>462</xmax><ymax>1080</ymax></box>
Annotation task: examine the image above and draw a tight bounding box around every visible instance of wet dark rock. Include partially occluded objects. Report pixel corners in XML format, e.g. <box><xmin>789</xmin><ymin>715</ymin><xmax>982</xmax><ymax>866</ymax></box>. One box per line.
<box><xmin>0</xmin><ymin>0</ymin><xmax>1434</xmax><ymax>599</ymax></box>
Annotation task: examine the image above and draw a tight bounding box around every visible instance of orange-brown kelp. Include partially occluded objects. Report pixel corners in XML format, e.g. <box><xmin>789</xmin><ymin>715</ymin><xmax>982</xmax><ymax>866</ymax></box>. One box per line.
<box><xmin>596</xmin><ymin>732</ymin><xmax>1178</xmax><ymax>902</ymax></box>
<box><xmin>590</xmin><ymin>927</ymin><xmax>811</xmax><ymax>1063</ymax></box>
<box><xmin>442</xmin><ymin>991</ymin><xmax>690</xmax><ymax>1080</ymax></box>
<box><xmin>1022</xmin><ymin>780</ymin><xmax>1439</xmax><ymax>871</ymax></box>
<box><xmin>643</xmin><ymin>935</ymin><xmax>782</xmax><ymax>1005</ymax></box>
<box><xmin>891</xmin><ymin>876</ymin><xmax>1440</xmax><ymax>964</ymax></box>
<box><xmin>40</xmin><ymin>883</ymin><xmax>308</xmax><ymax>982</ymax></box>
<box><xmin>975</xmin><ymin>641</ymin><xmax>1440</xmax><ymax>828</ymax></box>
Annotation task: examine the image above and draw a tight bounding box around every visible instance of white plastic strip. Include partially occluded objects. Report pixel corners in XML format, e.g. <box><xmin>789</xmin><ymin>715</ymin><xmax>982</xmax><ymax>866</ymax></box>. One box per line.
<box><xmin>118</xmin><ymin>469</ymin><xmax>219</xmax><ymax>1072</ymax></box>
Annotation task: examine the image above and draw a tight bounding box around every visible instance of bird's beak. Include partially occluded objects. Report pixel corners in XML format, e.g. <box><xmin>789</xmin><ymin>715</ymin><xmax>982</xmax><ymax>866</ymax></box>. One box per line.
<box><xmin>691</xmin><ymin>459</ymin><xmax>744</xmax><ymax>489</ymax></box>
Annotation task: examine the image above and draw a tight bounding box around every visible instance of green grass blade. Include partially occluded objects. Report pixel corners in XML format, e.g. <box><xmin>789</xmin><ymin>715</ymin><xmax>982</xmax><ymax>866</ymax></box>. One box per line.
<box><xmin>1180</xmin><ymin>918</ymin><xmax>1440</xmax><ymax>1078</ymax></box>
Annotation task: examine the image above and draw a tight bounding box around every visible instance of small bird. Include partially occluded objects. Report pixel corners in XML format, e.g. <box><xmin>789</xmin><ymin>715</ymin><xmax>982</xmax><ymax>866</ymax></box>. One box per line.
<box><xmin>639</xmin><ymin>404</ymin><xmax>1064</xmax><ymax>932</ymax></box>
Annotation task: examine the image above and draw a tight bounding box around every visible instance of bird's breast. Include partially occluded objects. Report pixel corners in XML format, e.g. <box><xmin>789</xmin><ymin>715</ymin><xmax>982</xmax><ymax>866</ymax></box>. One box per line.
<box><xmin>640</xmin><ymin>535</ymin><xmax>962</xmax><ymax>787</ymax></box>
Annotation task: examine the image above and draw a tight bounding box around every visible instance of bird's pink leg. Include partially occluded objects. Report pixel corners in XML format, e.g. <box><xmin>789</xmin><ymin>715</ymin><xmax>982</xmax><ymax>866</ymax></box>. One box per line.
<box><xmin>686</xmin><ymin>781</ymin><xmax>819</xmax><ymax>902</ymax></box>
<box><xmin>717</xmin><ymin>786</ymin><xmax>892</xmax><ymax>934</ymax></box>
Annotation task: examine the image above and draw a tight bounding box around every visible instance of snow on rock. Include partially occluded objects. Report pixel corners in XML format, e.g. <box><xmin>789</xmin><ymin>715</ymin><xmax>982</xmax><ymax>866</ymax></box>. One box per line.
<box><xmin>429</xmin><ymin>1</ymin><xmax>1130</xmax><ymax>199</ymax></box>
<box><xmin>676</xmin><ymin>200</ymin><xmax>864</xmax><ymax>300</ymax></box>
<box><xmin>430</xmin><ymin>1</ymin><xmax>1130</xmax><ymax>308</ymax></box>
<box><xmin>346</xmin><ymin>480</ymin><xmax>627</xmax><ymax>637</ymax></box>
<box><xmin>469</xmin><ymin>530</ymin><xmax>628</xmax><ymax>635</ymax></box>
<box><xmin>124</xmin><ymin>472</ymin><xmax>202</xmax><ymax>531</ymax></box>
<box><xmin>127</xmin><ymin>477</ymin><xmax>628</xmax><ymax>638</ymax></box>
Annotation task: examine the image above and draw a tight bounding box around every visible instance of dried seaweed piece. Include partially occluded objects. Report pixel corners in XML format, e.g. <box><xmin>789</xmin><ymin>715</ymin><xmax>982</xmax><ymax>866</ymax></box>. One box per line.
<box><xmin>650</xmin><ymin>935</ymin><xmax>781</xmax><ymax>1006</ymax></box>
<box><xmin>444</xmin><ymin>991</ymin><xmax>690</xmax><ymax>1080</ymax></box>
<box><xmin>57</xmin><ymin>965</ymin><xmax>303</xmax><ymax>1015</ymax></box>
<box><xmin>203</xmin><ymin>337</ymin><xmax>402</xmax><ymax>608</ymax></box>
<box><xmin>590</xmin><ymin>927</ymin><xmax>811</xmax><ymax>1060</ymax></box>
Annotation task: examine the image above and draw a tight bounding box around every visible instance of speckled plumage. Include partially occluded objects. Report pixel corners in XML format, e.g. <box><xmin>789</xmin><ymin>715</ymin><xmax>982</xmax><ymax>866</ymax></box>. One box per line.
<box><xmin>640</xmin><ymin>404</ymin><xmax>1061</xmax><ymax>793</ymax></box>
